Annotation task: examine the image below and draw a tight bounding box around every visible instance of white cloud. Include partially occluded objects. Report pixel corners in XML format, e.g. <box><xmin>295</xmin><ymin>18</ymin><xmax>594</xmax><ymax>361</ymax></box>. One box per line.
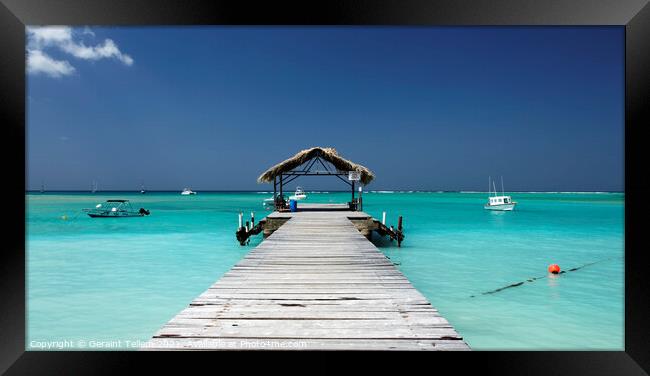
<box><xmin>28</xmin><ymin>26</ymin><xmax>72</xmax><ymax>47</ymax></box>
<box><xmin>82</xmin><ymin>27</ymin><xmax>95</xmax><ymax>37</ymax></box>
<box><xmin>26</xmin><ymin>26</ymin><xmax>134</xmax><ymax>77</ymax></box>
<box><xmin>27</xmin><ymin>49</ymin><xmax>75</xmax><ymax>78</ymax></box>
<box><xmin>61</xmin><ymin>38</ymin><xmax>133</xmax><ymax>66</ymax></box>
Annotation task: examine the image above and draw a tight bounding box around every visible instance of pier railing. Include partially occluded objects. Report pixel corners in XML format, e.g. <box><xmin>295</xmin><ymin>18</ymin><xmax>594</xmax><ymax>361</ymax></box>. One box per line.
<box><xmin>235</xmin><ymin>207</ymin><xmax>404</xmax><ymax>247</ymax></box>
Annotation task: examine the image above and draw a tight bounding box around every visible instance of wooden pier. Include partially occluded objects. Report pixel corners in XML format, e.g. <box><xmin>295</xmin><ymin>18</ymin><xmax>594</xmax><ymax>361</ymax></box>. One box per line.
<box><xmin>237</xmin><ymin>205</ymin><xmax>404</xmax><ymax>246</ymax></box>
<box><xmin>145</xmin><ymin>207</ymin><xmax>469</xmax><ymax>351</ymax></box>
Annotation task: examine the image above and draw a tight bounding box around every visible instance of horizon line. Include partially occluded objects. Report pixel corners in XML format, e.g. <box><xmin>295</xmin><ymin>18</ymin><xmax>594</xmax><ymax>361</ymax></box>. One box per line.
<box><xmin>25</xmin><ymin>189</ymin><xmax>625</xmax><ymax>193</ymax></box>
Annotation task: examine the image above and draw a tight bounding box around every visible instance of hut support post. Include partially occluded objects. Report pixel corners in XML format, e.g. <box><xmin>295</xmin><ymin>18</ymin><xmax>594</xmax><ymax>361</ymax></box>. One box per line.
<box><xmin>351</xmin><ymin>181</ymin><xmax>355</xmax><ymax>210</ymax></box>
<box><xmin>358</xmin><ymin>186</ymin><xmax>363</xmax><ymax>211</ymax></box>
<box><xmin>397</xmin><ymin>216</ymin><xmax>403</xmax><ymax>247</ymax></box>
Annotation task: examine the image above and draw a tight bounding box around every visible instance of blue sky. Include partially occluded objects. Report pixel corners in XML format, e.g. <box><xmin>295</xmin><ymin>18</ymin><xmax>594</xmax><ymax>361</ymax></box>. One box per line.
<box><xmin>26</xmin><ymin>26</ymin><xmax>624</xmax><ymax>191</ymax></box>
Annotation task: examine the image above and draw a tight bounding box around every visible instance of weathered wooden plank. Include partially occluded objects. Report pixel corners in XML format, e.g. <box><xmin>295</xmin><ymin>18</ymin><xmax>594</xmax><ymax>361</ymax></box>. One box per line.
<box><xmin>173</xmin><ymin>311</ymin><xmax>443</xmax><ymax>320</ymax></box>
<box><xmin>154</xmin><ymin>326</ymin><xmax>462</xmax><ymax>339</ymax></box>
<box><xmin>166</xmin><ymin>317</ymin><xmax>453</xmax><ymax>327</ymax></box>
<box><xmin>178</xmin><ymin>303</ymin><xmax>437</xmax><ymax>311</ymax></box>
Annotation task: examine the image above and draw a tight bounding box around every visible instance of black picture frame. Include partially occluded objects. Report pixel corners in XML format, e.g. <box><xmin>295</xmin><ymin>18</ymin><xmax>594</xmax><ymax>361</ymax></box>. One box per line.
<box><xmin>1</xmin><ymin>0</ymin><xmax>647</xmax><ymax>373</ymax></box>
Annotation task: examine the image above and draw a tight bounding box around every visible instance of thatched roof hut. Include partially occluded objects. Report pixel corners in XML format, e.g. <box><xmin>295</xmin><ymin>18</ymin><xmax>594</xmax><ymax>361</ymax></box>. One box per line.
<box><xmin>257</xmin><ymin>147</ymin><xmax>375</xmax><ymax>185</ymax></box>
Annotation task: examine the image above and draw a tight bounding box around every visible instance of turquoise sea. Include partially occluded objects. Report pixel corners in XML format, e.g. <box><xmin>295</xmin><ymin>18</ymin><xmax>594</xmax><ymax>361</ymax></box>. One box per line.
<box><xmin>26</xmin><ymin>191</ymin><xmax>624</xmax><ymax>350</ymax></box>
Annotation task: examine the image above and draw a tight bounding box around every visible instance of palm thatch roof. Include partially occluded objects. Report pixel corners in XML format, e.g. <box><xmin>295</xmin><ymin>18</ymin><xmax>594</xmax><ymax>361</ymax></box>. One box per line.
<box><xmin>257</xmin><ymin>147</ymin><xmax>375</xmax><ymax>185</ymax></box>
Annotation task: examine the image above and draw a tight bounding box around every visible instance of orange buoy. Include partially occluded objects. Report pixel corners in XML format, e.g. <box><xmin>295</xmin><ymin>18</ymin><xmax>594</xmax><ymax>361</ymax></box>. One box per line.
<box><xmin>548</xmin><ymin>264</ymin><xmax>561</xmax><ymax>274</ymax></box>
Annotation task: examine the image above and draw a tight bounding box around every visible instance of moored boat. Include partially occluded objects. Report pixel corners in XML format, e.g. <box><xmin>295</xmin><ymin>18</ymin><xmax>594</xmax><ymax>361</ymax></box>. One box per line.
<box><xmin>263</xmin><ymin>197</ymin><xmax>275</xmax><ymax>209</ymax></box>
<box><xmin>289</xmin><ymin>186</ymin><xmax>307</xmax><ymax>201</ymax></box>
<box><xmin>484</xmin><ymin>177</ymin><xmax>517</xmax><ymax>211</ymax></box>
<box><xmin>84</xmin><ymin>200</ymin><xmax>150</xmax><ymax>218</ymax></box>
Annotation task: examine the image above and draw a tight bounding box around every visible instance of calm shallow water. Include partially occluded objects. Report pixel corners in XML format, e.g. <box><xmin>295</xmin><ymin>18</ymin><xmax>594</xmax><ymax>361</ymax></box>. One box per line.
<box><xmin>26</xmin><ymin>191</ymin><xmax>624</xmax><ymax>350</ymax></box>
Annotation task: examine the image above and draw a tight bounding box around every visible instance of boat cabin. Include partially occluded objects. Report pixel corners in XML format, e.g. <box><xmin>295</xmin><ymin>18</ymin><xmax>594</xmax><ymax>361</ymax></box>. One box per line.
<box><xmin>489</xmin><ymin>196</ymin><xmax>512</xmax><ymax>205</ymax></box>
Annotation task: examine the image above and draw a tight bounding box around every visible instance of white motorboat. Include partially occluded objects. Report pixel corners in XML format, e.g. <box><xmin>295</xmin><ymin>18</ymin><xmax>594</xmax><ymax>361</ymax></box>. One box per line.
<box><xmin>181</xmin><ymin>187</ymin><xmax>197</xmax><ymax>195</ymax></box>
<box><xmin>484</xmin><ymin>177</ymin><xmax>517</xmax><ymax>211</ymax></box>
<box><xmin>83</xmin><ymin>200</ymin><xmax>150</xmax><ymax>218</ymax></box>
<box><xmin>289</xmin><ymin>187</ymin><xmax>307</xmax><ymax>201</ymax></box>
<box><xmin>263</xmin><ymin>197</ymin><xmax>275</xmax><ymax>209</ymax></box>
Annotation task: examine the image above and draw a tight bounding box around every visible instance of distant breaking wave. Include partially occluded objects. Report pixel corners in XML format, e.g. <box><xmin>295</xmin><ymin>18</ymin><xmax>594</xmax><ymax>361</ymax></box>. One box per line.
<box><xmin>521</xmin><ymin>191</ymin><xmax>622</xmax><ymax>194</ymax></box>
<box><xmin>458</xmin><ymin>191</ymin><xmax>622</xmax><ymax>194</ymax></box>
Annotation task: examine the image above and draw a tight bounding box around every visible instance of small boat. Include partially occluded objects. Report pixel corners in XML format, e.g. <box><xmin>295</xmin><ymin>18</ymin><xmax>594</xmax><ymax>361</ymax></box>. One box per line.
<box><xmin>484</xmin><ymin>176</ymin><xmax>517</xmax><ymax>211</ymax></box>
<box><xmin>181</xmin><ymin>188</ymin><xmax>197</xmax><ymax>195</ymax></box>
<box><xmin>289</xmin><ymin>187</ymin><xmax>307</xmax><ymax>201</ymax></box>
<box><xmin>83</xmin><ymin>200</ymin><xmax>150</xmax><ymax>218</ymax></box>
<box><xmin>263</xmin><ymin>197</ymin><xmax>275</xmax><ymax>209</ymax></box>
<box><xmin>140</xmin><ymin>183</ymin><xmax>146</xmax><ymax>194</ymax></box>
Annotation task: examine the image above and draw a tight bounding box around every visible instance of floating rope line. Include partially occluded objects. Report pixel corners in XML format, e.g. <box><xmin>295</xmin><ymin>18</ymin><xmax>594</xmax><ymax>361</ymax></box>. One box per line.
<box><xmin>470</xmin><ymin>256</ymin><xmax>622</xmax><ymax>298</ymax></box>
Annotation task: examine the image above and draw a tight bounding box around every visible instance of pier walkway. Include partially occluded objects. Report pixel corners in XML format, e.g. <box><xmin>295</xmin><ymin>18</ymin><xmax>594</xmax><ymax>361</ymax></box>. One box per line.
<box><xmin>145</xmin><ymin>209</ymin><xmax>469</xmax><ymax>351</ymax></box>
